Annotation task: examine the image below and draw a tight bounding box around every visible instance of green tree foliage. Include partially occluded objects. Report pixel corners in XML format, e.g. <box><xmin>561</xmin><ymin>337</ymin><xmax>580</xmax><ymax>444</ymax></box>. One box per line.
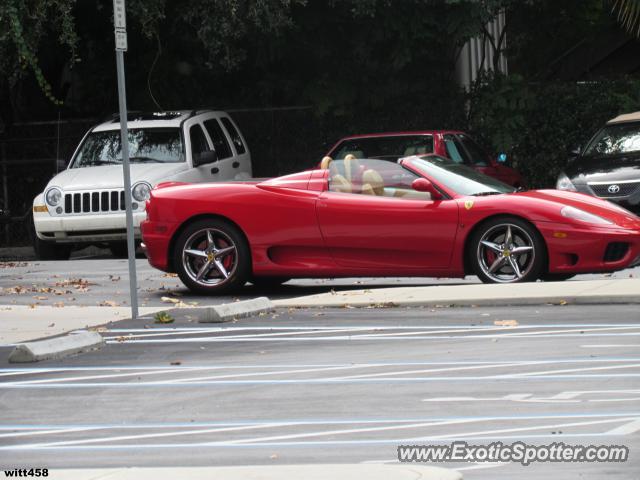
<box><xmin>0</xmin><ymin>0</ymin><xmax>78</xmax><ymax>105</ymax></box>
<box><xmin>468</xmin><ymin>74</ymin><xmax>640</xmax><ymax>188</ymax></box>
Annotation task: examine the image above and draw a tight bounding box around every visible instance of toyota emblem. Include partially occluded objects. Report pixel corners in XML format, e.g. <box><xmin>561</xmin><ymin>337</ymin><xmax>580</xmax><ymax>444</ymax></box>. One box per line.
<box><xmin>608</xmin><ymin>184</ymin><xmax>621</xmax><ymax>194</ymax></box>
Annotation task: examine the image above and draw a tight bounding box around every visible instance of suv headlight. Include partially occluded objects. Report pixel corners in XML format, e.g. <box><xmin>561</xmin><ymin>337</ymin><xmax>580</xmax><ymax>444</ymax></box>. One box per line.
<box><xmin>561</xmin><ymin>206</ymin><xmax>612</xmax><ymax>225</ymax></box>
<box><xmin>132</xmin><ymin>182</ymin><xmax>152</xmax><ymax>202</ymax></box>
<box><xmin>45</xmin><ymin>187</ymin><xmax>62</xmax><ymax>206</ymax></box>
<box><xmin>556</xmin><ymin>172</ymin><xmax>577</xmax><ymax>191</ymax></box>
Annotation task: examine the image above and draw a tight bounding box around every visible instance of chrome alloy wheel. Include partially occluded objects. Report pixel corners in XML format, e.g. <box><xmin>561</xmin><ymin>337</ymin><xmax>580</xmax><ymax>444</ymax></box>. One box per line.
<box><xmin>181</xmin><ymin>228</ymin><xmax>238</xmax><ymax>287</ymax></box>
<box><xmin>476</xmin><ymin>223</ymin><xmax>535</xmax><ymax>283</ymax></box>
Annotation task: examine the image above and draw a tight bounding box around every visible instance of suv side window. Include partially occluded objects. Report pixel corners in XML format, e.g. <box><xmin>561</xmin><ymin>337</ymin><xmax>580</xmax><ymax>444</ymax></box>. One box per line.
<box><xmin>190</xmin><ymin>124</ymin><xmax>210</xmax><ymax>161</ymax></box>
<box><xmin>443</xmin><ymin>134</ymin><xmax>468</xmax><ymax>164</ymax></box>
<box><xmin>221</xmin><ymin>117</ymin><xmax>246</xmax><ymax>154</ymax></box>
<box><xmin>204</xmin><ymin>119</ymin><xmax>232</xmax><ymax>160</ymax></box>
<box><xmin>458</xmin><ymin>134</ymin><xmax>489</xmax><ymax>166</ymax></box>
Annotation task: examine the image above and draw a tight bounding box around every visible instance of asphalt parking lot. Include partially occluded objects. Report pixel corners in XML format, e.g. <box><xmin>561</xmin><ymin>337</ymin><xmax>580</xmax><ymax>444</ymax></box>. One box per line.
<box><xmin>1</xmin><ymin>304</ymin><xmax>639</xmax><ymax>479</ymax></box>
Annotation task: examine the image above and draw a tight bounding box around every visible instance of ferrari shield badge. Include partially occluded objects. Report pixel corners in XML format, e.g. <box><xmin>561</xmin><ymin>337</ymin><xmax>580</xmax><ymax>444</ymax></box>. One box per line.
<box><xmin>464</xmin><ymin>200</ymin><xmax>474</xmax><ymax>210</ymax></box>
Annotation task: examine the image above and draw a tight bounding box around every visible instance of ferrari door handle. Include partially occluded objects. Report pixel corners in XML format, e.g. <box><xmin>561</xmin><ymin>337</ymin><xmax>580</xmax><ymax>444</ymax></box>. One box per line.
<box><xmin>210</xmin><ymin>167</ymin><xmax>219</xmax><ymax>174</ymax></box>
<box><xmin>232</xmin><ymin>161</ymin><xmax>240</xmax><ymax>168</ymax></box>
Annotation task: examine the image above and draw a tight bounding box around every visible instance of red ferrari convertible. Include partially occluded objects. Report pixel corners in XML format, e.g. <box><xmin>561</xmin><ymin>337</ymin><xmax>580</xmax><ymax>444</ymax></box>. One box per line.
<box><xmin>141</xmin><ymin>155</ymin><xmax>640</xmax><ymax>294</ymax></box>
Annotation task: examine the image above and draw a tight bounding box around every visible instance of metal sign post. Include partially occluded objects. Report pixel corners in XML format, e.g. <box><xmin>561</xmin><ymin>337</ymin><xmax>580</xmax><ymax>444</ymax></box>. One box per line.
<box><xmin>113</xmin><ymin>0</ymin><xmax>139</xmax><ymax>319</ymax></box>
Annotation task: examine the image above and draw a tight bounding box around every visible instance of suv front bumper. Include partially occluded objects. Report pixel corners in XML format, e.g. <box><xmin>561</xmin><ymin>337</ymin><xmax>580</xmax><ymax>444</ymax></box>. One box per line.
<box><xmin>34</xmin><ymin>211</ymin><xmax>146</xmax><ymax>243</ymax></box>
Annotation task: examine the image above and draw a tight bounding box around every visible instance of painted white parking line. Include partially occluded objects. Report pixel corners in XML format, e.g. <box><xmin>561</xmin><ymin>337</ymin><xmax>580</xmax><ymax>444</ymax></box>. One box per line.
<box><xmin>162</xmin><ymin>364</ymin><xmax>382</xmax><ymax>384</ymax></box>
<box><xmin>604</xmin><ymin>418</ymin><xmax>640</xmax><ymax>435</ymax></box>
<box><xmin>102</xmin><ymin>327</ymin><xmax>380</xmax><ymax>342</ymax></box>
<box><xmin>7</xmin><ymin>415</ymin><xmax>637</xmax><ymax>451</ymax></box>
<box><xmin>324</xmin><ymin>361</ymin><xmax>543</xmax><ymax>381</ymax></box>
<box><xmin>423</xmin><ymin>390</ymin><xmax>640</xmax><ymax>403</ymax></box>
<box><xmin>19</xmin><ymin>423</ymin><xmax>289</xmax><ymax>449</ymax></box>
<box><xmin>407</xmin><ymin>417</ymin><xmax>638</xmax><ymax>442</ymax></box>
<box><xmin>582</xmin><ymin>344</ymin><xmax>640</xmax><ymax>349</ymax></box>
<box><xmin>3</xmin><ymin>358</ymin><xmax>639</xmax><ymax>376</ymax></box>
<box><xmin>103</xmin><ymin>332</ymin><xmax>640</xmax><ymax>344</ymax></box>
<box><xmin>100</xmin><ymin>324</ymin><xmax>640</xmax><ymax>331</ymax></box>
<box><xmin>508</xmin><ymin>363</ymin><xmax>640</xmax><ymax>377</ymax></box>
<box><xmin>226</xmin><ymin>419</ymin><xmax>483</xmax><ymax>445</ymax></box>
<box><xmin>6</xmin><ymin>367</ymin><xmax>214</xmax><ymax>386</ymax></box>
<box><xmin>2</xmin><ymin>373</ymin><xmax>640</xmax><ymax>388</ymax></box>
<box><xmin>0</xmin><ymin>427</ymin><xmax>104</xmax><ymax>439</ymax></box>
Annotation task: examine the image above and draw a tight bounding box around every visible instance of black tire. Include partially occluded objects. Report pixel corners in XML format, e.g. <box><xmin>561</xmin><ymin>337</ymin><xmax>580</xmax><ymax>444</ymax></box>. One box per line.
<box><xmin>173</xmin><ymin>218</ymin><xmax>250</xmax><ymax>294</ymax></box>
<box><xmin>250</xmin><ymin>276</ymin><xmax>291</xmax><ymax>287</ymax></box>
<box><xmin>33</xmin><ymin>237</ymin><xmax>71</xmax><ymax>261</ymax></box>
<box><xmin>109</xmin><ymin>241</ymin><xmax>129</xmax><ymax>258</ymax></box>
<box><xmin>541</xmin><ymin>273</ymin><xmax>576</xmax><ymax>282</ymax></box>
<box><xmin>469</xmin><ymin>216</ymin><xmax>546</xmax><ymax>284</ymax></box>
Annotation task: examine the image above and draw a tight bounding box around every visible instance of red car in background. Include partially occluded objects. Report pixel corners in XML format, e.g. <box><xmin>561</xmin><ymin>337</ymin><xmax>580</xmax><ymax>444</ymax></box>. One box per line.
<box><xmin>326</xmin><ymin>131</ymin><xmax>525</xmax><ymax>188</ymax></box>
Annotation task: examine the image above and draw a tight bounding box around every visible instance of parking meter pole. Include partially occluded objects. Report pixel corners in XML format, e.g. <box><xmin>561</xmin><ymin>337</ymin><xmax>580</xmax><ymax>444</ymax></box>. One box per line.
<box><xmin>115</xmin><ymin>50</ymin><xmax>139</xmax><ymax>320</ymax></box>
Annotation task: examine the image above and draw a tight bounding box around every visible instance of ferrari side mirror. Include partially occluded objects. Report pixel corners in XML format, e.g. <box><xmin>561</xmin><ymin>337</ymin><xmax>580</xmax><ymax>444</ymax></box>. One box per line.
<box><xmin>412</xmin><ymin>178</ymin><xmax>442</xmax><ymax>200</ymax></box>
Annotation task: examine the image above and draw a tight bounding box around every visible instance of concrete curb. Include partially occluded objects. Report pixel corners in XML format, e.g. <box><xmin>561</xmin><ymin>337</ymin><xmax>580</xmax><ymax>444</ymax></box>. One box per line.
<box><xmin>43</xmin><ymin>464</ymin><xmax>462</xmax><ymax>480</ymax></box>
<box><xmin>8</xmin><ymin>331</ymin><xmax>104</xmax><ymax>363</ymax></box>
<box><xmin>199</xmin><ymin>297</ymin><xmax>274</xmax><ymax>323</ymax></box>
<box><xmin>272</xmin><ymin>279</ymin><xmax>640</xmax><ymax>309</ymax></box>
<box><xmin>275</xmin><ymin>294</ymin><xmax>640</xmax><ymax>309</ymax></box>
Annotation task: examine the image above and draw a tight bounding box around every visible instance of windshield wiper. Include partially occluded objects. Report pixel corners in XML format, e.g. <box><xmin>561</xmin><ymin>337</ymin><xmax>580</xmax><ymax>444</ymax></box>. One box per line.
<box><xmin>127</xmin><ymin>156</ymin><xmax>163</xmax><ymax>163</ymax></box>
<box><xmin>472</xmin><ymin>191</ymin><xmax>503</xmax><ymax>196</ymax></box>
<box><xmin>86</xmin><ymin>160</ymin><xmax>119</xmax><ymax>166</ymax></box>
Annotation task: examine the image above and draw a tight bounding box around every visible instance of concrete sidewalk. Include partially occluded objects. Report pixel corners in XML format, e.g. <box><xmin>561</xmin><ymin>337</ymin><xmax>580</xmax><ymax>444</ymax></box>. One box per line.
<box><xmin>0</xmin><ymin>305</ymin><xmax>164</xmax><ymax>344</ymax></box>
<box><xmin>273</xmin><ymin>278</ymin><xmax>640</xmax><ymax>308</ymax></box>
<box><xmin>42</xmin><ymin>465</ymin><xmax>462</xmax><ymax>480</ymax></box>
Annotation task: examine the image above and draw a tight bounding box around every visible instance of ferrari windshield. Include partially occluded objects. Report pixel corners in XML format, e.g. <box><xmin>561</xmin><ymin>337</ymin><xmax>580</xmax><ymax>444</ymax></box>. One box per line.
<box><xmin>331</xmin><ymin>135</ymin><xmax>434</xmax><ymax>161</ymax></box>
<box><xmin>71</xmin><ymin>128</ymin><xmax>184</xmax><ymax>167</ymax></box>
<box><xmin>583</xmin><ymin>122</ymin><xmax>640</xmax><ymax>157</ymax></box>
<box><xmin>406</xmin><ymin>155</ymin><xmax>515</xmax><ymax>196</ymax></box>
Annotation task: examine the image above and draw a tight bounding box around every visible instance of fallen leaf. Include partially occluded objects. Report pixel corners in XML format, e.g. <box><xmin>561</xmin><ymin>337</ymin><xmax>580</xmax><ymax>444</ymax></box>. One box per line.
<box><xmin>155</xmin><ymin>311</ymin><xmax>175</xmax><ymax>324</ymax></box>
<box><xmin>98</xmin><ymin>300</ymin><xmax>120</xmax><ymax>307</ymax></box>
<box><xmin>494</xmin><ymin>319</ymin><xmax>519</xmax><ymax>327</ymax></box>
<box><xmin>53</xmin><ymin>302</ymin><xmax>65</xmax><ymax>308</ymax></box>
<box><xmin>34</xmin><ymin>296</ymin><xmax>48</xmax><ymax>301</ymax></box>
<box><xmin>161</xmin><ymin>296</ymin><xmax>181</xmax><ymax>304</ymax></box>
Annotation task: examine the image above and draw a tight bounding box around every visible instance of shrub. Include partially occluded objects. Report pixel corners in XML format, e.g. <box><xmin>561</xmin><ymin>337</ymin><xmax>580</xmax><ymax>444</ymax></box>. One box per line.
<box><xmin>468</xmin><ymin>74</ymin><xmax>640</xmax><ymax>187</ymax></box>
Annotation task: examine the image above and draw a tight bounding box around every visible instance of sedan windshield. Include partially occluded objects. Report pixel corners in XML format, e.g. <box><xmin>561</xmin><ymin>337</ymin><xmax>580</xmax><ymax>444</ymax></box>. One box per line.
<box><xmin>583</xmin><ymin>123</ymin><xmax>640</xmax><ymax>157</ymax></box>
<box><xmin>72</xmin><ymin>128</ymin><xmax>184</xmax><ymax>168</ymax></box>
<box><xmin>406</xmin><ymin>155</ymin><xmax>515</xmax><ymax>196</ymax></box>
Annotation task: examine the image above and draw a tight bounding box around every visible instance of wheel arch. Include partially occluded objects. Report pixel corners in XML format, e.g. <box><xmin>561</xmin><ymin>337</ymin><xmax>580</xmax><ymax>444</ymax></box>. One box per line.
<box><xmin>167</xmin><ymin>213</ymin><xmax>252</xmax><ymax>273</ymax></box>
<box><xmin>462</xmin><ymin>213</ymin><xmax>549</xmax><ymax>276</ymax></box>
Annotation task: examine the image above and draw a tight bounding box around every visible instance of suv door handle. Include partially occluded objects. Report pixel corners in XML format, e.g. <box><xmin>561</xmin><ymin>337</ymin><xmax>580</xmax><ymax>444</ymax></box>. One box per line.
<box><xmin>210</xmin><ymin>167</ymin><xmax>219</xmax><ymax>174</ymax></box>
<box><xmin>232</xmin><ymin>161</ymin><xmax>240</xmax><ymax>168</ymax></box>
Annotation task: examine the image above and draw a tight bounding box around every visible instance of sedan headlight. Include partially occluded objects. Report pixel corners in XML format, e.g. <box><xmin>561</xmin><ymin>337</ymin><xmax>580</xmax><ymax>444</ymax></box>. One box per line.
<box><xmin>556</xmin><ymin>172</ymin><xmax>577</xmax><ymax>191</ymax></box>
<box><xmin>132</xmin><ymin>182</ymin><xmax>152</xmax><ymax>202</ymax></box>
<box><xmin>45</xmin><ymin>187</ymin><xmax>62</xmax><ymax>206</ymax></box>
<box><xmin>561</xmin><ymin>206</ymin><xmax>613</xmax><ymax>225</ymax></box>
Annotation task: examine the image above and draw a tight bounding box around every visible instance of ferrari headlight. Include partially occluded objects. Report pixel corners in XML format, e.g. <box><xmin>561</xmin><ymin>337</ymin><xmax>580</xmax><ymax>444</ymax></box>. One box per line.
<box><xmin>556</xmin><ymin>172</ymin><xmax>577</xmax><ymax>191</ymax></box>
<box><xmin>561</xmin><ymin>206</ymin><xmax>613</xmax><ymax>225</ymax></box>
<box><xmin>45</xmin><ymin>187</ymin><xmax>62</xmax><ymax>206</ymax></box>
<box><xmin>132</xmin><ymin>182</ymin><xmax>152</xmax><ymax>202</ymax></box>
